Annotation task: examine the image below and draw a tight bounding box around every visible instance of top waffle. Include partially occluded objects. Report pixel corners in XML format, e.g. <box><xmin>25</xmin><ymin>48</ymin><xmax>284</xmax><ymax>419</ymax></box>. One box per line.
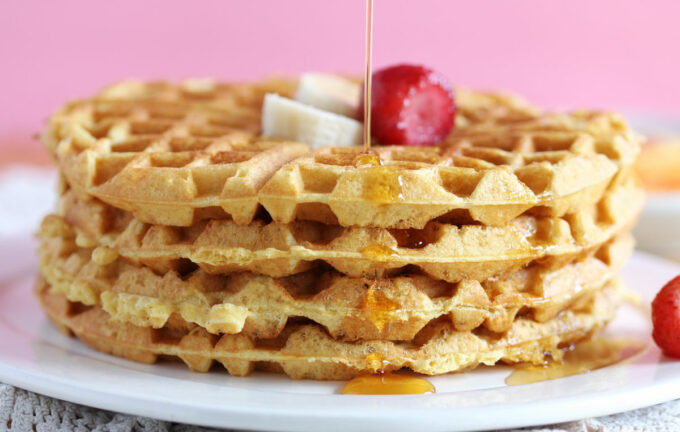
<box><xmin>43</xmin><ymin>78</ymin><xmax>642</xmax><ymax>228</ymax></box>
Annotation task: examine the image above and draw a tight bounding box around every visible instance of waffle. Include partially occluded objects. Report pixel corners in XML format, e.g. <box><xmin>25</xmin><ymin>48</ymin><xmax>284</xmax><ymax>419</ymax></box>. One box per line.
<box><xmin>43</xmin><ymin>79</ymin><xmax>641</xmax><ymax>228</ymax></box>
<box><xmin>57</xmin><ymin>177</ymin><xmax>643</xmax><ymax>282</ymax></box>
<box><xmin>36</xmin><ymin>77</ymin><xmax>641</xmax><ymax>382</ymax></box>
<box><xmin>43</xmin><ymin>79</ymin><xmax>312</xmax><ymax>226</ymax></box>
<box><xmin>261</xmin><ymin>113</ymin><xmax>640</xmax><ymax>228</ymax></box>
<box><xmin>37</xmin><ymin>277</ymin><xmax>621</xmax><ymax>380</ymax></box>
<box><xmin>38</xmin><ymin>212</ymin><xmax>632</xmax><ymax>341</ymax></box>
<box><xmin>453</xmin><ymin>88</ymin><xmax>540</xmax><ymax>128</ymax></box>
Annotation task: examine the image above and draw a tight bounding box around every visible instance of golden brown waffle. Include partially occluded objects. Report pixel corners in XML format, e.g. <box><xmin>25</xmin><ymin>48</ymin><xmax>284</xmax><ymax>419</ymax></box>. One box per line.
<box><xmin>43</xmin><ymin>79</ymin><xmax>642</xmax><ymax>228</ymax></box>
<box><xmin>44</xmin><ymin>78</ymin><xmax>298</xmax><ymax>155</ymax></box>
<box><xmin>57</xmin><ymin>177</ymin><xmax>642</xmax><ymax>282</ymax></box>
<box><xmin>453</xmin><ymin>88</ymin><xmax>540</xmax><ymax>128</ymax></box>
<box><xmin>38</xmin><ymin>213</ymin><xmax>632</xmax><ymax>341</ymax></box>
<box><xmin>36</xmin><ymin>78</ymin><xmax>641</xmax><ymax>382</ymax></box>
<box><xmin>260</xmin><ymin>113</ymin><xmax>641</xmax><ymax>228</ymax></box>
<box><xmin>37</xmin><ymin>277</ymin><xmax>621</xmax><ymax>380</ymax></box>
<box><xmin>43</xmin><ymin>79</ymin><xmax>308</xmax><ymax>226</ymax></box>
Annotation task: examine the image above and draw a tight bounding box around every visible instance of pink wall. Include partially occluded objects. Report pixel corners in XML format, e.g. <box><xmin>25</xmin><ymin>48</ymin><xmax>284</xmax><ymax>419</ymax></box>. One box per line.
<box><xmin>2</xmin><ymin>0</ymin><xmax>679</xmax><ymax>149</ymax></box>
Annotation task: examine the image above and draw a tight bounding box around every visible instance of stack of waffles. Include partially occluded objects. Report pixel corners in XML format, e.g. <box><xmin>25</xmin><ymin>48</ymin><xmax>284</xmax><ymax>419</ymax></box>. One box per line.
<box><xmin>36</xmin><ymin>78</ymin><xmax>644</xmax><ymax>380</ymax></box>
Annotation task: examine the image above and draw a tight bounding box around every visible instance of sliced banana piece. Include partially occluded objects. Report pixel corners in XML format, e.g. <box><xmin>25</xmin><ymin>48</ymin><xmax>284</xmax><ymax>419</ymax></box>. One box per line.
<box><xmin>295</xmin><ymin>73</ymin><xmax>361</xmax><ymax>118</ymax></box>
<box><xmin>262</xmin><ymin>93</ymin><xmax>363</xmax><ymax>149</ymax></box>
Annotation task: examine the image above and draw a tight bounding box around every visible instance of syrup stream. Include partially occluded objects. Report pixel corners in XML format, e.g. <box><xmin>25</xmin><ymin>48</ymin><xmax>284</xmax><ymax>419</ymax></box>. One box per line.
<box><xmin>363</xmin><ymin>0</ymin><xmax>374</xmax><ymax>151</ymax></box>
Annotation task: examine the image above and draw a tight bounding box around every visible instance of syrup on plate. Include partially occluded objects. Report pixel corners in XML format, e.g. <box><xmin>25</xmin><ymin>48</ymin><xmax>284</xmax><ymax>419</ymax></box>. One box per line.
<box><xmin>342</xmin><ymin>337</ymin><xmax>645</xmax><ymax>395</ymax></box>
<box><xmin>343</xmin><ymin>372</ymin><xmax>436</xmax><ymax>395</ymax></box>
<box><xmin>505</xmin><ymin>337</ymin><xmax>647</xmax><ymax>386</ymax></box>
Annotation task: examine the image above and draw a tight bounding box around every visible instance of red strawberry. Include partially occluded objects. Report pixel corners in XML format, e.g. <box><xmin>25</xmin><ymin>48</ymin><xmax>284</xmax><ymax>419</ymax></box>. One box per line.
<box><xmin>652</xmin><ymin>275</ymin><xmax>680</xmax><ymax>357</ymax></box>
<box><xmin>359</xmin><ymin>64</ymin><xmax>456</xmax><ymax>147</ymax></box>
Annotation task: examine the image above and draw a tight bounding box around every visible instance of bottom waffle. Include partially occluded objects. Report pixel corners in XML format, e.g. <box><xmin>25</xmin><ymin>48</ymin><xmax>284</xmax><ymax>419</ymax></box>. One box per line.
<box><xmin>37</xmin><ymin>278</ymin><xmax>621</xmax><ymax>380</ymax></box>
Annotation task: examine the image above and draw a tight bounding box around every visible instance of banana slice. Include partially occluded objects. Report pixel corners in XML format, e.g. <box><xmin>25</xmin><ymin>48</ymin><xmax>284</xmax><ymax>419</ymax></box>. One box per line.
<box><xmin>262</xmin><ymin>93</ymin><xmax>363</xmax><ymax>149</ymax></box>
<box><xmin>295</xmin><ymin>73</ymin><xmax>361</xmax><ymax>118</ymax></box>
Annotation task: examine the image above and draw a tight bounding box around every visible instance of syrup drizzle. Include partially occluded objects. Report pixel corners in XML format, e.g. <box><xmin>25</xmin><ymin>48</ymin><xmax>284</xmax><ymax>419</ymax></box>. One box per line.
<box><xmin>365</xmin><ymin>352</ymin><xmax>391</xmax><ymax>371</ymax></box>
<box><xmin>341</xmin><ymin>0</ymin><xmax>436</xmax><ymax>397</ymax></box>
<box><xmin>353</xmin><ymin>152</ymin><xmax>381</xmax><ymax>167</ymax></box>
<box><xmin>362</xmin><ymin>280</ymin><xmax>401</xmax><ymax>332</ymax></box>
<box><xmin>361</xmin><ymin>168</ymin><xmax>405</xmax><ymax>202</ymax></box>
<box><xmin>363</xmin><ymin>0</ymin><xmax>374</xmax><ymax>152</ymax></box>
<box><xmin>505</xmin><ymin>337</ymin><xmax>647</xmax><ymax>386</ymax></box>
<box><xmin>361</xmin><ymin>243</ymin><xmax>400</xmax><ymax>262</ymax></box>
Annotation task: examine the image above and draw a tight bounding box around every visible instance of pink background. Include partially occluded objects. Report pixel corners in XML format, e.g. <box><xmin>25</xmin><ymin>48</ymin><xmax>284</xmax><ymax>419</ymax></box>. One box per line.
<box><xmin>2</xmin><ymin>0</ymin><xmax>680</xmax><ymax>150</ymax></box>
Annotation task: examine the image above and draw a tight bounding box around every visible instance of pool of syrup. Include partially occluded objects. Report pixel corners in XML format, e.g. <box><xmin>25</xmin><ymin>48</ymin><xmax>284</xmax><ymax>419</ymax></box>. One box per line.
<box><xmin>505</xmin><ymin>337</ymin><xmax>647</xmax><ymax>386</ymax></box>
<box><xmin>343</xmin><ymin>372</ymin><xmax>436</xmax><ymax>395</ymax></box>
<box><xmin>341</xmin><ymin>337</ymin><xmax>646</xmax><ymax>395</ymax></box>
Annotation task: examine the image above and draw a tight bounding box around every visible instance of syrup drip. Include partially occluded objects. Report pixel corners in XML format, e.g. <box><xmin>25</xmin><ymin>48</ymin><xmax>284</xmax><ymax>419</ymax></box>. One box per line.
<box><xmin>363</xmin><ymin>0</ymin><xmax>374</xmax><ymax>152</ymax></box>
<box><xmin>361</xmin><ymin>167</ymin><xmax>405</xmax><ymax>203</ymax></box>
<box><xmin>343</xmin><ymin>372</ymin><xmax>436</xmax><ymax>395</ymax></box>
<box><xmin>365</xmin><ymin>352</ymin><xmax>391</xmax><ymax>371</ymax></box>
<box><xmin>353</xmin><ymin>152</ymin><xmax>382</xmax><ymax>167</ymax></box>
<box><xmin>361</xmin><ymin>243</ymin><xmax>400</xmax><ymax>262</ymax></box>
<box><xmin>505</xmin><ymin>337</ymin><xmax>647</xmax><ymax>386</ymax></box>
<box><xmin>362</xmin><ymin>281</ymin><xmax>401</xmax><ymax>332</ymax></box>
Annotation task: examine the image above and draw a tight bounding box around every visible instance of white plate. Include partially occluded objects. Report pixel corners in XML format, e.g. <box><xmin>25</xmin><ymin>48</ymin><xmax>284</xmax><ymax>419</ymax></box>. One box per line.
<box><xmin>2</xmin><ymin>237</ymin><xmax>680</xmax><ymax>432</ymax></box>
<box><xmin>627</xmin><ymin>113</ymin><xmax>680</xmax><ymax>261</ymax></box>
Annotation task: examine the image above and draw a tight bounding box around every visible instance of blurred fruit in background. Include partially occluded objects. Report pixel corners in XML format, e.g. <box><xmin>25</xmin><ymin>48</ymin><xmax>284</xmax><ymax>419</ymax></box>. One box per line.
<box><xmin>636</xmin><ymin>138</ymin><xmax>680</xmax><ymax>191</ymax></box>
